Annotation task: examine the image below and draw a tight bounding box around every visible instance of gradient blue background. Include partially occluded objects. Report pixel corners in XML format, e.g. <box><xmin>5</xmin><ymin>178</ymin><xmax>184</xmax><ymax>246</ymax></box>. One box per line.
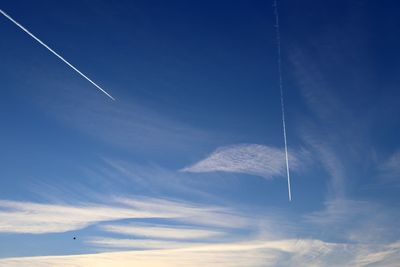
<box><xmin>0</xmin><ymin>0</ymin><xmax>399</xmax><ymax>265</ymax></box>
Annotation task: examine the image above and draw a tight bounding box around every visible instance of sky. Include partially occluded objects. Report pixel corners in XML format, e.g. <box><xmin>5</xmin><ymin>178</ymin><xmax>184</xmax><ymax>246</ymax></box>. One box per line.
<box><xmin>1</xmin><ymin>0</ymin><xmax>400</xmax><ymax>266</ymax></box>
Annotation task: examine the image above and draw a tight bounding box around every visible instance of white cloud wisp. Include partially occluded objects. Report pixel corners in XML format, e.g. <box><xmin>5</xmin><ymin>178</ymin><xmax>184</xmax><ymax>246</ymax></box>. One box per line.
<box><xmin>182</xmin><ymin>144</ymin><xmax>301</xmax><ymax>179</ymax></box>
<box><xmin>0</xmin><ymin>197</ymin><xmax>247</xmax><ymax>234</ymax></box>
<box><xmin>1</xmin><ymin>238</ymin><xmax>400</xmax><ymax>267</ymax></box>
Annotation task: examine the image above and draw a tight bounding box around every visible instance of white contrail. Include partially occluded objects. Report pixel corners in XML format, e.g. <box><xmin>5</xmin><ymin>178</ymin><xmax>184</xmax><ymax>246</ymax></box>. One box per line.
<box><xmin>0</xmin><ymin>9</ymin><xmax>115</xmax><ymax>100</ymax></box>
<box><xmin>273</xmin><ymin>0</ymin><xmax>292</xmax><ymax>201</ymax></box>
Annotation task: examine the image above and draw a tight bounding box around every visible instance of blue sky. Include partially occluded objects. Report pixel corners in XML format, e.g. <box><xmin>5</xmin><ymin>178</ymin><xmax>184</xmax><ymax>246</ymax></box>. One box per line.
<box><xmin>1</xmin><ymin>0</ymin><xmax>400</xmax><ymax>266</ymax></box>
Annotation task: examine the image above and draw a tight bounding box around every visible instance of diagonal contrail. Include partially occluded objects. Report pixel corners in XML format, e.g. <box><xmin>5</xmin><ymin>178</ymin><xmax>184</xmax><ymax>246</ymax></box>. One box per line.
<box><xmin>273</xmin><ymin>0</ymin><xmax>292</xmax><ymax>201</ymax></box>
<box><xmin>0</xmin><ymin>9</ymin><xmax>115</xmax><ymax>100</ymax></box>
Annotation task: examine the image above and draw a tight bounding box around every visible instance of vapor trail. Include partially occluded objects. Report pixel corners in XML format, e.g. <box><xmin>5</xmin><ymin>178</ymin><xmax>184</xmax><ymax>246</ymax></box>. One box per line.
<box><xmin>0</xmin><ymin>9</ymin><xmax>115</xmax><ymax>100</ymax></box>
<box><xmin>273</xmin><ymin>0</ymin><xmax>292</xmax><ymax>201</ymax></box>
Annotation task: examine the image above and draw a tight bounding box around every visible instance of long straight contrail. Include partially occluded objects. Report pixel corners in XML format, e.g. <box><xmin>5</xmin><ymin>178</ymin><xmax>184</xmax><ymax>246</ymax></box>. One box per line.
<box><xmin>0</xmin><ymin>9</ymin><xmax>115</xmax><ymax>100</ymax></box>
<box><xmin>273</xmin><ymin>0</ymin><xmax>292</xmax><ymax>201</ymax></box>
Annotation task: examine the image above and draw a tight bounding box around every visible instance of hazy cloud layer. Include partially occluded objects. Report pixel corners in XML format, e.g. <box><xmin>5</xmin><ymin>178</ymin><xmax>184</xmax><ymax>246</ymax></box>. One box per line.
<box><xmin>1</xmin><ymin>239</ymin><xmax>399</xmax><ymax>267</ymax></box>
<box><xmin>304</xmin><ymin>198</ymin><xmax>400</xmax><ymax>244</ymax></box>
<box><xmin>380</xmin><ymin>151</ymin><xmax>400</xmax><ymax>184</ymax></box>
<box><xmin>39</xmin><ymin>87</ymin><xmax>211</xmax><ymax>153</ymax></box>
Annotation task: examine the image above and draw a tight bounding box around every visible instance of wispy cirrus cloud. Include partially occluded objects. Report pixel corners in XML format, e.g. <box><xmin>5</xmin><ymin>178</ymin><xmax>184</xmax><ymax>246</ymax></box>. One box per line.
<box><xmin>116</xmin><ymin>197</ymin><xmax>250</xmax><ymax>229</ymax></box>
<box><xmin>87</xmin><ymin>237</ymin><xmax>195</xmax><ymax>250</ymax></box>
<box><xmin>0</xmin><ymin>197</ymin><xmax>248</xmax><ymax>234</ymax></box>
<box><xmin>303</xmin><ymin>198</ymin><xmax>400</xmax><ymax>244</ymax></box>
<box><xmin>1</xmin><ymin>238</ymin><xmax>400</xmax><ymax>267</ymax></box>
<box><xmin>36</xmin><ymin>86</ymin><xmax>212</xmax><ymax>153</ymax></box>
<box><xmin>379</xmin><ymin>151</ymin><xmax>400</xmax><ymax>184</ymax></box>
<box><xmin>1</xmin><ymin>194</ymin><xmax>399</xmax><ymax>266</ymax></box>
<box><xmin>181</xmin><ymin>144</ymin><xmax>306</xmax><ymax>179</ymax></box>
<box><xmin>0</xmin><ymin>200</ymin><xmax>143</xmax><ymax>234</ymax></box>
<box><xmin>289</xmin><ymin>49</ymin><xmax>355</xmax><ymax>198</ymax></box>
<box><xmin>304</xmin><ymin>199</ymin><xmax>372</xmax><ymax>226</ymax></box>
<box><xmin>100</xmin><ymin>223</ymin><xmax>224</xmax><ymax>240</ymax></box>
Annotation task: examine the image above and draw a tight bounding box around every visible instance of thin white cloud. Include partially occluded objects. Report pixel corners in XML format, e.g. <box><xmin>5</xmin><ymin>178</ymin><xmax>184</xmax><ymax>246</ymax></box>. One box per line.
<box><xmin>100</xmin><ymin>223</ymin><xmax>224</xmax><ymax>240</ymax></box>
<box><xmin>0</xmin><ymin>200</ymin><xmax>145</xmax><ymax>234</ymax></box>
<box><xmin>303</xmin><ymin>198</ymin><xmax>400</xmax><ymax>244</ymax></box>
<box><xmin>87</xmin><ymin>237</ymin><xmax>194</xmax><ymax>250</ymax></box>
<box><xmin>290</xmin><ymin>48</ymin><xmax>368</xmax><ymax>198</ymax></box>
<box><xmin>302</xmin><ymin>138</ymin><xmax>347</xmax><ymax>198</ymax></box>
<box><xmin>117</xmin><ymin>197</ymin><xmax>250</xmax><ymax>229</ymax></box>
<box><xmin>37</xmin><ymin>88</ymin><xmax>211</xmax><ymax>153</ymax></box>
<box><xmin>304</xmin><ymin>198</ymin><xmax>373</xmax><ymax>226</ymax></box>
<box><xmin>181</xmin><ymin>144</ymin><xmax>302</xmax><ymax>179</ymax></box>
<box><xmin>380</xmin><ymin>151</ymin><xmax>400</xmax><ymax>183</ymax></box>
<box><xmin>1</xmin><ymin>238</ymin><xmax>400</xmax><ymax>267</ymax></box>
<box><xmin>0</xmin><ymin>197</ymin><xmax>247</xmax><ymax>234</ymax></box>
<box><xmin>0</xmin><ymin>196</ymin><xmax>398</xmax><ymax>266</ymax></box>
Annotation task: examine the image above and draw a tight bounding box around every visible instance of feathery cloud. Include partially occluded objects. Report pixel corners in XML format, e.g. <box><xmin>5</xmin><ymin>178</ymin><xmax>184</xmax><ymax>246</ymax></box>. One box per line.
<box><xmin>0</xmin><ymin>197</ymin><xmax>247</xmax><ymax>234</ymax></box>
<box><xmin>1</xmin><ymin>239</ymin><xmax>400</xmax><ymax>267</ymax></box>
<box><xmin>100</xmin><ymin>223</ymin><xmax>224</xmax><ymax>240</ymax></box>
<box><xmin>181</xmin><ymin>144</ymin><xmax>302</xmax><ymax>179</ymax></box>
<box><xmin>380</xmin><ymin>151</ymin><xmax>400</xmax><ymax>183</ymax></box>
